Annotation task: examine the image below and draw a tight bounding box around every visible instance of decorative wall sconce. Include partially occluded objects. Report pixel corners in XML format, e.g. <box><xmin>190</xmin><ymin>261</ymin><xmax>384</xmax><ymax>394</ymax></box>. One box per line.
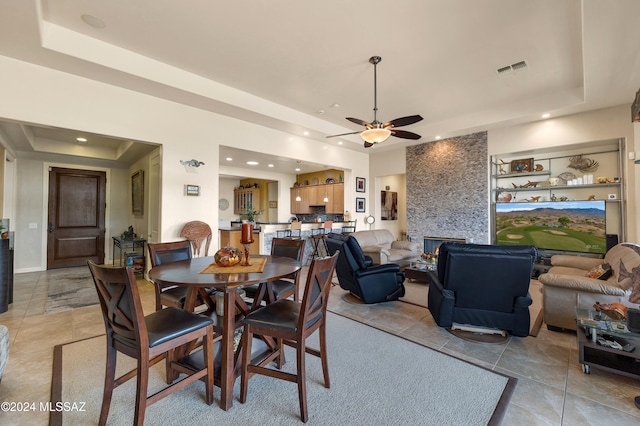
<box><xmin>180</xmin><ymin>159</ymin><xmax>205</xmax><ymax>167</ymax></box>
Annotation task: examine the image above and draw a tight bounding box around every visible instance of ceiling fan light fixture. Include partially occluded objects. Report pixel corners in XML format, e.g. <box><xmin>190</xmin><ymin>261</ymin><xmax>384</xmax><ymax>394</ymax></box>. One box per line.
<box><xmin>361</xmin><ymin>128</ymin><xmax>391</xmax><ymax>143</ymax></box>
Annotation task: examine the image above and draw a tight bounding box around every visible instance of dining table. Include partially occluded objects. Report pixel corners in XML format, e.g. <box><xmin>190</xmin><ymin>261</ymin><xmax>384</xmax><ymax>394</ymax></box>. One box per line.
<box><xmin>148</xmin><ymin>254</ymin><xmax>302</xmax><ymax>410</ymax></box>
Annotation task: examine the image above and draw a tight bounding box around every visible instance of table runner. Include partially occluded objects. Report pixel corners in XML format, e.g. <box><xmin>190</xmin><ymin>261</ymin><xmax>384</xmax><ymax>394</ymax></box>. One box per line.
<box><xmin>199</xmin><ymin>256</ymin><xmax>267</xmax><ymax>274</ymax></box>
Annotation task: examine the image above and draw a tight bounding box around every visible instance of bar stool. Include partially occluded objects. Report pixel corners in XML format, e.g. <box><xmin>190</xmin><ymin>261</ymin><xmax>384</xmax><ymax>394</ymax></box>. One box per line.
<box><xmin>277</xmin><ymin>221</ymin><xmax>302</xmax><ymax>239</ymax></box>
<box><xmin>341</xmin><ymin>219</ymin><xmax>357</xmax><ymax>234</ymax></box>
<box><xmin>309</xmin><ymin>221</ymin><xmax>333</xmax><ymax>261</ymax></box>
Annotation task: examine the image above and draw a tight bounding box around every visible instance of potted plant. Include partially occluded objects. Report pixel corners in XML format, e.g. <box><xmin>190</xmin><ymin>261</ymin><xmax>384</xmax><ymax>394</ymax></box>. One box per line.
<box><xmin>242</xmin><ymin>203</ymin><xmax>262</xmax><ymax>224</ymax></box>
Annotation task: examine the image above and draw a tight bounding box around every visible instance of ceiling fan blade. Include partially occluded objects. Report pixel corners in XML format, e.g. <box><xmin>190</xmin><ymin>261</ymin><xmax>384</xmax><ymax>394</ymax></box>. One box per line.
<box><xmin>346</xmin><ymin>117</ymin><xmax>374</xmax><ymax>128</ymax></box>
<box><xmin>391</xmin><ymin>129</ymin><xmax>422</xmax><ymax>140</ymax></box>
<box><xmin>326</xmin><ymin>131</ymin><xmax>361</xmax><ymax>138</ymax></box>
<box><xmin>383</xmin><ymin>115</ymin><xmax>423</xmax><ymax>128</ymax></box>
<box><xmin>364</xmin><ymin>141</ymin><xmax>375</xmax><ymax>148</ymax></box>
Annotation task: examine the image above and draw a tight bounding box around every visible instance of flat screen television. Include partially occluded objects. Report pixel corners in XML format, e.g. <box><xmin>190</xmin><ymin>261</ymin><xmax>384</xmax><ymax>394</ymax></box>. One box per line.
<box><xmin>495</xmin><ymin>200</ymin><xmax>606</xmax><ymax>254</ymax></box>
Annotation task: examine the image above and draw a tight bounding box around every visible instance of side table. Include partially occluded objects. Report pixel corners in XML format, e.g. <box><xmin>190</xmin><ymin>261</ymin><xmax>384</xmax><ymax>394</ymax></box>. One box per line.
<box><xmin>576</xmin><ymin>308</ymin><xmax>640</xmax><ymax>378</ymax></box>
<box><xmin>112</xmin><ymin>236</ymin><xmax>146</xmax><ymax>275</ymax></box>
<box><xmin>404</xmin><ymin>258</ymin><xmax>436</xmax><ymax>283</ymax></box>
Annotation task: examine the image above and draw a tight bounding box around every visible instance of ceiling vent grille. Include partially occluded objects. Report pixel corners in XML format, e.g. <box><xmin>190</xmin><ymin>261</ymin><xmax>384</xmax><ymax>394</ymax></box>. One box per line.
<box><xmin>496</xmin><ymin>60</ymin><xmax>528</xmax><ymax>77</ymax></box>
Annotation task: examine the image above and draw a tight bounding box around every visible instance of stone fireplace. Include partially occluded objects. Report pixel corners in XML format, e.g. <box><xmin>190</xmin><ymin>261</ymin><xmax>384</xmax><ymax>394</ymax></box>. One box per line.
<box><xmin>406</xmin><ymin>132</ymin><xmax>488</xmax><ymax>245</ymax></box>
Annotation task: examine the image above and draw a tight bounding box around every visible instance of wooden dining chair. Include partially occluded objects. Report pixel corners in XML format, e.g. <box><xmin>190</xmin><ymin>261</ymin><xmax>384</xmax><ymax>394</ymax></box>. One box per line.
<box><xmin>87</xmin><ymin>261</ymin><xmax>215</xmax><ymax>426</ymax></box>
<box><xmin>239</xmin><ymin>251</ymin><xmax>339</xmax><ymax>423</ymax></box>
<box><xmin>180</xmin><ymin>221</ymin><xmax>212</xmax><ymax>257</ymax></box>
<box><xmin>147</xmin><ymin>241</ymin><xmax>210</xmax><ymax>312</ymax></box>
<box><xmin>244</xmin><ymin>238</ymin><xmax>306</xmax><ymax>304</ymax></box>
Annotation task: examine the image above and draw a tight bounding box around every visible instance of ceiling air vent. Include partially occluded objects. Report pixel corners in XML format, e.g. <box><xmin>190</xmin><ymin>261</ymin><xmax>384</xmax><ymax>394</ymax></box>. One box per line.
<box><xmin>496</xmin><ymin>60</ymin><xmax>528</xmax><ymax>78</ymax></box>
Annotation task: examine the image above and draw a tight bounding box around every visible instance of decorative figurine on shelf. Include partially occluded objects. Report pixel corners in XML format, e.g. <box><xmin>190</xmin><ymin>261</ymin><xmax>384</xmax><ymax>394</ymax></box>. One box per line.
<box><xmin>240</xmin><ymin>223</ymin><xmax>254</xmax><ymax>266</ymax></box>
<box><xmin>122</xmin><ymin>226</ymin><xmax>136</xmax><ymax>240</ymax></box>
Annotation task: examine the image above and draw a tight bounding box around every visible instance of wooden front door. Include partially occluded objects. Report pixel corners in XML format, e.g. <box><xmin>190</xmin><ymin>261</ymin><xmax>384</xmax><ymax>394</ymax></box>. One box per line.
<box><xmin>47</xmin><ymin>167</ymin><xmax>106</xmax><ymax>269</ymax></box>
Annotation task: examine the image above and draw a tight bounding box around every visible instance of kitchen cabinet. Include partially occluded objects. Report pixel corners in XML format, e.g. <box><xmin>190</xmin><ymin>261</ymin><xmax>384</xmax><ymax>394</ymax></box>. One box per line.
<box><xmin>291</xmin><ymin>187</ymin><xmax>311</xmax><ymax>214</ymax></box>
<box><xmin>234</xmin><ymin>188</ymin><xmax>260</xmax><ymax>215</ymax></box>
<box><xmin>327</xmin><ymin>183</ymin><xmax>344</xmax><ymax>213</ymax></box>
<box><xmin>290</xmin><ymin>183</ymin><xmax>344</xmax><ymax>214</ymax></box>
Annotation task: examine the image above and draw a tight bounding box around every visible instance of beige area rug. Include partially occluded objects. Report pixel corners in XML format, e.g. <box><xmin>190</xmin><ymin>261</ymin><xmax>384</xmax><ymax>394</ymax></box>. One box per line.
<box><xmin>51</xmin><ymin>313</ymin><xmax>515</xmax><ymax>426</ymax></box>
<box><xmin>396</xmin><ymin>279</ymin><xmax>545</xmax><ymax>336</ymax></box>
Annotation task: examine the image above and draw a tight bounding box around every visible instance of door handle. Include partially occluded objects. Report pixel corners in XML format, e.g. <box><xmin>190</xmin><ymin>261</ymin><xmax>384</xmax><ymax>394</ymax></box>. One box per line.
<box><xmin>48</xmin><ymin>223</ymin><xmax>54</xmax><ymax>233</ymax></box>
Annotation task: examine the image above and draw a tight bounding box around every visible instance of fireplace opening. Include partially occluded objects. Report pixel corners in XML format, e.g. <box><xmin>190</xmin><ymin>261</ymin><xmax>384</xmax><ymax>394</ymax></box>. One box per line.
<box><xmin>424</xmin><ymin>237</ymin><xmax>466</xmax><ymax>255</ymax></box>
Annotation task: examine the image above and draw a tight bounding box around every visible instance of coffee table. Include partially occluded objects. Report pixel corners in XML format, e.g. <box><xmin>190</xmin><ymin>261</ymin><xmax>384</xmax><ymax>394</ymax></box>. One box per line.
<box><xmin>576</xmin><ymin>308</ymin><xmax>640</xmax><ymax>378</ymax></box>
<box><xmin>404</xmin><ymin>258</ymin><xmax>436</xmax><ymax>283</ymax></box>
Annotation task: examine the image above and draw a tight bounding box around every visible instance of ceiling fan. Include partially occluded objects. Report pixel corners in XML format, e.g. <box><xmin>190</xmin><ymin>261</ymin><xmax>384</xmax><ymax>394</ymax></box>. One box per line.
<box><xmin>327</xmin><ymin>56</ymin><xmax>423</xmax><ymax>148</ymax></box>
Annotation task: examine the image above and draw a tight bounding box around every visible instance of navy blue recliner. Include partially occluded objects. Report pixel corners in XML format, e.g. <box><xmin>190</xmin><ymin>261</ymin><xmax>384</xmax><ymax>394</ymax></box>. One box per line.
<box><xmin>427</xmin><ymin>242</ymin><xmax>537</xmax><ymax>337</ymax></box>
<box><xmin>326</xmin><ymin>233</ymin><xmax>405</xmax><ymax>303</ymax></box>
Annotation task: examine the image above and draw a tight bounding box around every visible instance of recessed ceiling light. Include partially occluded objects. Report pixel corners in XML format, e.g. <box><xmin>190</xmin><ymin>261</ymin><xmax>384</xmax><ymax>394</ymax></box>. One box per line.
<box><xmin>76</xmin><ymin>137</ymin><xmax>87</xmax><ymax>143</ymax></box>
<box><xmin>317</xmin><ymin>109</ymin><xmax>325</xmax><ymax>115</ymax></box>
<box><xmin>435</xmin><ymin>135</ymin><xmax>441</xmax><ymax>140</ymax></box>
<box><xmin>542</xmin><ymin>113</ymin><xmax>550</xmax><ymax>119</ymax></box>
<box><xmin>295</xmin><ymin>167</ymin><xmax>301</xmax><ymax>172</ymax></box>
<box><xmin>303</xmin><ymin>131</ymin><xmax>309</xmax><ymax>136</ymax></box>
<box><xmin>331</xmin><ymin>103</ymin><xmax>340</xmax><ymax>108</ymax></box>
<box><xmin>81</xmin><ymin>14</ymin><xmax>106</xmax><ymax>29</ymax></box>
<box><xmin>268</xmin><ymin>164</ymin><xmax>274</xmax><ymax>168</ymax></box>
<box><xmin>226</xmin><ymin>157</ymin><xmax>233</xmax><ymax>161</ymax></box>
<box><xmin>246</xmin><ymin>161</ymin><xmax>259</xmax><ymax>165</ymax></box>
<box><xmin>338</xmin><ymin>141</ymin><xmax>343</xmax><ymax>145</ymax></box>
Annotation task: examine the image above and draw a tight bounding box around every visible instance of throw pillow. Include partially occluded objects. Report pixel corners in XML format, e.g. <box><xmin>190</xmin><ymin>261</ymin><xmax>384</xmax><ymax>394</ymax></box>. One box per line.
<box><xmin>586</xmin><ymin>263</ymin><xmax>612</xmax><ymax>280</ymax></box>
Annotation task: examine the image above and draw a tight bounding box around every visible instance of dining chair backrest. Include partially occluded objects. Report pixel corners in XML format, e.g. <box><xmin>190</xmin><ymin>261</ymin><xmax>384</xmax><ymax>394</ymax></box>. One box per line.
<box><xmin>271</xmin><ymin>237</ymin><xmax>305</xmax><ymax>282</ymax></box>
<box><xmin>148</xmin><ymin>240</ymin><xmax>192</xmax><ymax>268</ymax></box>
<box><xmin>323</xmin><ymin>221</ymin><xmax>333</xmax><ymax>233</ymax></box>
<box><xmin>271</xmin><ymin>237</ymin><xmax>305</xmax><ymax>261</ymax></box>
<box><xmin>180</xmin><ymin>221</ymin><xmax>212</xmax><ymax>257</ymax></box>
<box><xmin>88</xmin><ymin>261</ymin><xmax>148</xmax><ymax>355</ymax></box>
<box><xmin>147</xmin><ymin>240</ymin><xmax>197</xmax><ymax>311</ymax></box>
<box><xmin>298</xmin><ymin>251</ymin><xmax>339</xmax><ymax>334</ymax></box>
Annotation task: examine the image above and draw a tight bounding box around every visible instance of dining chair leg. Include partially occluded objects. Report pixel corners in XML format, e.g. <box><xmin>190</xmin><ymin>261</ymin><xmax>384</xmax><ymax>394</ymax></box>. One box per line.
<box><xmin>204</xmin><ymin>329</ymin><xmax>215</xmax><ymax>405</ymax></box>
<box><xmin>276</xmin><ymin>338</ymin><xmax>285</xmax><ymax>369</ymax></box>
<box><xmin>319</xmin><ymin>324</ymin><xmax>330</xmax><ymax>388</ymax></box>
<box><xmin>134</xmin><ymin>358</ymin><xmax>150</xmax><ymax>426</ymax></box>
<box><xmin>239</xmin><ymin>327</ymin><xmax>253</xmax><ymax>404</ymax></box>
<box><xmin>99</xmin><ymin>346</ymin><xmax>117</xmax><ymax>426</ymax></box>
<box><xmin>296</xmin><ymin>340</ymin><xmax>308</xmax><ymax>423</ymax></box>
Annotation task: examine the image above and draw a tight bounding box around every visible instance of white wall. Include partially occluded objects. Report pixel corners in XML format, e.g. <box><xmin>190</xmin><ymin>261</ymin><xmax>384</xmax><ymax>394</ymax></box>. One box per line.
<box><xmin>0</xmin><ymin>55</ymin><xmax>370</xmax><ymax>269</ymax></box>
<box><xmin>377</xmin><ymin>174</ymin><xmax>406</xmax><ymax>240</ymax></box>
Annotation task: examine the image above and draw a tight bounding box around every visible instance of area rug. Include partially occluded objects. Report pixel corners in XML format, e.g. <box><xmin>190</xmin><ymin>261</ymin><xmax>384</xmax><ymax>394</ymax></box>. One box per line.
<box><xmin>399</xmin><ymin>279</ymin><xmax>545</xmax><ymax>336</ymax></box>
<box><xmin>51</xmin><ymin>313</ymin><xmax>515</xmax><ymax>425</ymax></box>
<box><xmin>44</xmin><ymin>266</ymin><xmax>98</xmax><ymax>315</ymax></box>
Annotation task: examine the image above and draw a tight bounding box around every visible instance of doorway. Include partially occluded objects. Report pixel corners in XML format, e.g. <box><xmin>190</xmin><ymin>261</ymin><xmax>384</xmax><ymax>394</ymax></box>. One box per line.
<box><xmin>47</xmin><ymin>167</ymin><xmax>106</xmax><ymax>269</ymax></box>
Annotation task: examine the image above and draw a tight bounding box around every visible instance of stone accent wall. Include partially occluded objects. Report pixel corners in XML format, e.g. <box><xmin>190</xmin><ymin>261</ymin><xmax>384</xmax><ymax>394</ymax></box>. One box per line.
<box><xmin>406</xmin><ymin>132</ymin><xmax>488</xmax><ymax>245</ymax></box>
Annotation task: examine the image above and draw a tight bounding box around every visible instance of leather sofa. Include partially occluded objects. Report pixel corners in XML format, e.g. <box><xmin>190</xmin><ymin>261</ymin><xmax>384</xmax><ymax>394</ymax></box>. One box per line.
<box><xmin>427</xmin><ymin>242</ymin><xmax>537</xmax><ymax>337</ymax></box>
<box><xmin>538</xmin><ymin>243</ymin><xmax>640</xmax><ymax>331</ymax></box>
<box><xmin>325</xmin><ymin>233</ymin><xmax>405</xmax><ymax>303</ymax></box>
<box><xmin>350</xmin><ymin>229</ymin><xmax>421</xmax><ymax>267</ymax></box>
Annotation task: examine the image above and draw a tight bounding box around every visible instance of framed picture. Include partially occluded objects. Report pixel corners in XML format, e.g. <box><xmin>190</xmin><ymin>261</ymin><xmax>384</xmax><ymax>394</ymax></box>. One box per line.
<box><xmin>356</xmin><ymin>177</ymin><xmax>366</xmax><ymax>192</ymax></box>
<box><xmin>131</xmin><ymin>170</ymin><xmax>144</xmax><ymax>215</ymax></box>
<box><xmin>356</xmin><ymin>197</ymin><xmax>366</xmax><ymax>213</ymax></box>
<box><xmin>185</xmin><ymin>184</ymin><xmax>200</xmax><ymax>196</ymax></box>
<box><xmin>268</xmin><ymin>201</ymin><xmax>278</xmax><ymax>208</ymax></box>
<box><xmin>381</xmin><ymin>190</ymin><xmax>397</xmax><ymax>220</ymax></box>
<box><xmin>510</xmin><ymin>158</ymin><xmax>533</xmax><ymax>173</ymax></box>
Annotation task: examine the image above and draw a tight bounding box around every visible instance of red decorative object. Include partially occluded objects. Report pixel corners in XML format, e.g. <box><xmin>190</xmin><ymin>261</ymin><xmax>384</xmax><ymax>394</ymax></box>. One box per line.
<box><xmin>241</xmin><ymin>223</ymin><xmax>254</xmax><ymax>244</ymax></box>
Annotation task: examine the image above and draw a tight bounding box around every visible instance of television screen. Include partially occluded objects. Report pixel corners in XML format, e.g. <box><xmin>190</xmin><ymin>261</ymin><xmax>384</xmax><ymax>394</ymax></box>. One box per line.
<box><xmin>495</xmin><ymin>200</ymin><xmax>606</xmax><ymax>254</ymax></box>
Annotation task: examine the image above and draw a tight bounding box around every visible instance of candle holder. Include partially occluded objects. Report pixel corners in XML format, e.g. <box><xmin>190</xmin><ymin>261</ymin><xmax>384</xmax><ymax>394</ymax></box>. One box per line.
<box><xmin>240</xmin><ymin>222</ymin><xmax>254</xmax><ymax>265</ymax></box>
<box><xmin>241</xmin><ymin>241</ymin><xmax>253</xmax><ymax>266</ymax></box>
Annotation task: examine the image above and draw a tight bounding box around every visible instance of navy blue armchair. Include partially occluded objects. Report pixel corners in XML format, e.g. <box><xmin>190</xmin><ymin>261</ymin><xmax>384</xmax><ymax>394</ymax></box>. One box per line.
<box><xmin>326</xmin><ymin>233</ymin><xmax>405</xmax><ymax>303</ymax></box>
<box><xmin>427</xmin><ymin>242</ymin><xmax>537</xmax><ymax>337</ymax></box>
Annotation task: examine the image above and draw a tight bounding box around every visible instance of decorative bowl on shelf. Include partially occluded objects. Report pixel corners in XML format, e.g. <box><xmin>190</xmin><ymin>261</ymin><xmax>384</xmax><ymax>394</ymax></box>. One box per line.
<box><xmin>214</xmin><ymin>246</ymin><xmax>243</xmax><ymax>267</ymax></box>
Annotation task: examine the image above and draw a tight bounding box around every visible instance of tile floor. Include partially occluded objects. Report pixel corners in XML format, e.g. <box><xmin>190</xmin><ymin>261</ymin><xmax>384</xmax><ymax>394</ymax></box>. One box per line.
<box><xmin>0</xmin><ymin>267</ymin><xmax>639</xmax><ymax>425</ymax></box>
